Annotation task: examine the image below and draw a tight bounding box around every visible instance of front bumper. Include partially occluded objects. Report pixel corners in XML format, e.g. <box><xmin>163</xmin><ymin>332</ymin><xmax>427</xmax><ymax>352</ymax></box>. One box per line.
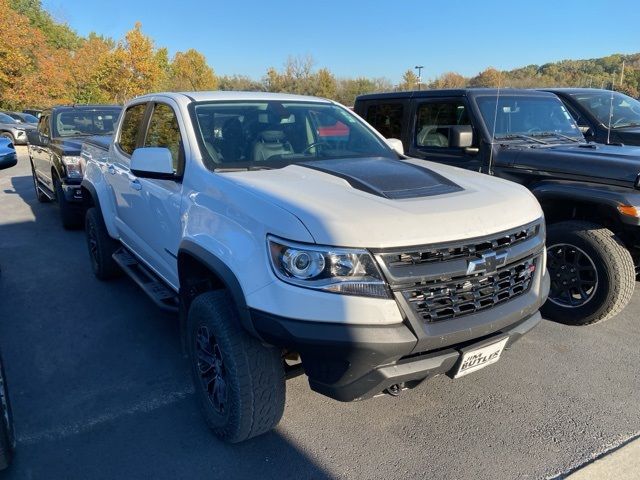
<box><xmin>61</xmin><ymin>181</ymin><xmax>83</xmax><ymax>203</ymax></box>
<box><xmin>252</xmin><ymin>271</ymin><xmax>549</xmax><ymax>402</ymax></box>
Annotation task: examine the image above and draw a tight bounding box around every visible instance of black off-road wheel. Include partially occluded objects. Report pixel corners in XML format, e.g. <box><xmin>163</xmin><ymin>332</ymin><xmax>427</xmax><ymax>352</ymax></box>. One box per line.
<box><xmin>53</xmin><ymin>176</ymin><xmax>83</xmax><ymax>229</ymax></box>
<box><xmin>30</xmin><ymin>163</ymin><xmax>50</xmax><ymax>203</ymax></box>
<box><xmin>187</xmin><ymin>291</ymin><xmax>285</xmax><ymax>443</ymax></box>
<box><xmin>0</xmin><ymin>352</ymin><xmax>15</xmax><ymax>471</ymax></box>
<box><xmin>85</xmin><ymin>207</ymin><xmax>121</xmax><ymax>280</ymax></box>
<box><xmin>542</xmin><ymin>221</ymin><xmax>635</xmax><ymax>325</ymax></box>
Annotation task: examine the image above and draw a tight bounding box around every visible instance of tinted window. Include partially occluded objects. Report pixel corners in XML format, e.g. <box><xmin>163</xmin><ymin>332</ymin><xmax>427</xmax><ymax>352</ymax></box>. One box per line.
<box><xmin>38</xmin><ymin>115</ymin><xmax>50</xmax><ymax>137</ymax></box>
<box><xmin>415</xmin><ymin>102</ymin><xmax>470</xmax><ymax>148</ymax></box>
<box><xmin>144</xmin><ymin>103</ymin><xmax>183</xmax><ymax>173</ymax></box>
<box><xmin>118</xmin><ymin>104</ymin><xmax>147</xmax><ymax>155</ymax></box>
<box><xmin>53</xmin><ymin>108</ymin><xmax>121</xmax><ymax>138</ymax></box>
<box><xmin>192</xmin><ymin>101</ymin><xmax>393</xmax><ymax>169</ymax></box>
<box><xmin>366</xmin><ymin>103</ymin><xmax>404</xmax><ymax>139</ymax></box>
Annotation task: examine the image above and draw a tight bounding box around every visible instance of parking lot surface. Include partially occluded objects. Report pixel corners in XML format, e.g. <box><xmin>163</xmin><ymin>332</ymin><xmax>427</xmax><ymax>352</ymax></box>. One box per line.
<box><xmin>1</xmin><ymin>147</ymin><xmax>639</xmax><ymax>479</ymax></box>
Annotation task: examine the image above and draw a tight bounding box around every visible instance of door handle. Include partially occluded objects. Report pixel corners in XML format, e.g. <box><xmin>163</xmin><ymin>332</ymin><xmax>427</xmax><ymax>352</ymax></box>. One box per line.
<box><xmin>107</xmin><ymin>164</ymin><xmax>116</xmax><ymax>175</ymax></box>
<box><xmin>130</xmin><ymin>179</ymin><xmax>142</xmax><ymax>191</ymax></box>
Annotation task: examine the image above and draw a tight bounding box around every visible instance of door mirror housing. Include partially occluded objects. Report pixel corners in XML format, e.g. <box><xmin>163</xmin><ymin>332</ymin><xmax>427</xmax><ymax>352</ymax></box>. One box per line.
<box><xmin>449</xmin><ymin>125</ymin><xmax>474</xmax><ymax>148</ymax></box>
<box><xmin>130</xmin><ymin>147</ymin><xmax>175</xmax><ymax>179</ymax></box>
<box><xmin>386</xmin><ymin>138</ymin><xmax>404</xmax><ymax>156</ymax></box>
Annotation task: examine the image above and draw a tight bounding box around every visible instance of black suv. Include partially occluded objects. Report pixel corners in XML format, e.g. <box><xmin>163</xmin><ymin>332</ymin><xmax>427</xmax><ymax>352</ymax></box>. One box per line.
<box><xmin>355</xmin><ymin>88</ymin><xmax>640</xmax><ymax>325</ymax></box>
<box><xmin>28</xmin><ymin>105</ymin><xmax>121</xmax><ymax>228</ymax></box>
<box><xmin>543</xmin><ymin>88</ymin><xmax>640</xmax><ymax>146</ymax></box>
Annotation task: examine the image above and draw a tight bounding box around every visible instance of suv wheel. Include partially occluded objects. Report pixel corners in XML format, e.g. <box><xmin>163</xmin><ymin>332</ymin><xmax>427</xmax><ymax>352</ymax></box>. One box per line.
<box><xmin>187</xmin><ymin>291</ymin><xmax>285</xmax><ymax>443</ymax></box>
<box><xmin>53</xmin><ymin>176</ymin><xmax>83</xmax><ymax>229</ymax></box>
<box><xmin>0</xmin><ymin>352</ymin><xmax>15</xmax><ymax>470</ymax></box>
<box><xmin>85</xmin><ymin>207</ymin><xmax>121</xmax><ymax>280</ymax></box>
<box><xmin>542</xmin><ymin>221</ymin><xmax>635</xmax><ymax>325</ymax></box>
<box><xmin>30</xmin><ymin>163</ymin><xmax>50</xmax><ymax>203</ymax></box>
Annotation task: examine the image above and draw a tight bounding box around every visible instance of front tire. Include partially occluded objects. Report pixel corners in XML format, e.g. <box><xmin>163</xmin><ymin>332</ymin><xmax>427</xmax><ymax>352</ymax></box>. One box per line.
<box><xmin>85</xmin><ymin>207</ymin><xmax>121</xmax><ymax>280</ymax></box>
<box><xmin>542</xmin><ymin>221</ymin><xmax>635</xmax><ymax>325</ymax></box>
<box><xmin>187</xmin><ymin>291</ymin><xmax>285</xmax><ymax>443</ymax></box>
<box><xmin>0</xmin><ymin>352</ymin><xmax>15</xmax><ymax>470</ymax></box>
<box><xmin>53</xmin><ymin>176</ymin><xmax>83</xmax><ymax>229</ymax></box>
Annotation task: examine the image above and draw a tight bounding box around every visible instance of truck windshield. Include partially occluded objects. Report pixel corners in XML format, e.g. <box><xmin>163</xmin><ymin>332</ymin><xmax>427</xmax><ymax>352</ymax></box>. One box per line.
<box><xmin>476</xmin><ymin>95</ymin><xmax>583</xmax><ymax>142</ymax></box>
<box><xmin>53</xmin><ymin>108</ymin><xmax>121</xmax><ymax>138</ymax></box>
<box><xmin>191</xmin><ymin>101</ymin><xmax>395</xmax><ymax>169</ymax></box>
<box><xmin>571</xmin><ymin>91</ymin><xmax>640</xmax><ymax>129</ymax></box>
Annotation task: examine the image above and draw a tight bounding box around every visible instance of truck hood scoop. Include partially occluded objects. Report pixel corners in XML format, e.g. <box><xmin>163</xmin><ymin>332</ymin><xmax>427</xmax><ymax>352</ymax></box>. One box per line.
<box><xmin>299</xmin><ymin>157</ymin><xmax>463</xmax><ymax>199</ymax></box>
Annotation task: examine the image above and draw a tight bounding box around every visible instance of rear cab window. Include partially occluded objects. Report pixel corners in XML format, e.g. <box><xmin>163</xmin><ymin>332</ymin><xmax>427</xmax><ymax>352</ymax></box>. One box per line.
<box><xmin>365</xmin><ymin>103</ymin><xmax>404</xmax><ymax>139</ymax></box>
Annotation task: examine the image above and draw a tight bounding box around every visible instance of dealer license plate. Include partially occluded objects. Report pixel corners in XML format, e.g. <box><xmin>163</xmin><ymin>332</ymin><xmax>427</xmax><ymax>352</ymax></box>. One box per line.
<box><xmin>454</xmin><ymin>337</ymin><xmax>509</xmax><ymax>378</ymax></box>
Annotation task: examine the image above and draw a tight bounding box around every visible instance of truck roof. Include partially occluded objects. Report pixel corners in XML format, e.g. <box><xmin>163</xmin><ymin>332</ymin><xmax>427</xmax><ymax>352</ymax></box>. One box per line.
<box><xmin>132</xmin><ymin>91</ymin><xmax>335</xmax><ymax>105</ymax></box>
<box><xmin>356</xmin><ymin>88</ymin><xmax>556</xmax><ymax>102</ymax></box>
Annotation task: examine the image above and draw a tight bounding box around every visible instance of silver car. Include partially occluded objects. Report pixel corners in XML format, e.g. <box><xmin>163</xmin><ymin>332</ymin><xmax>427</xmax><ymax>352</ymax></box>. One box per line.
<box><xmin>0</xmin><ymin>112</ymin><xmax>35</xmax><ymax>145</ymax></box>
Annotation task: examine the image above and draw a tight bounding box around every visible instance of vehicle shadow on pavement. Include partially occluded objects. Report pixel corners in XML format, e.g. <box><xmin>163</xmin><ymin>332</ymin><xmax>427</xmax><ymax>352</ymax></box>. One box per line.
<box><xmin>0</xmin><ymin>170</ymin><xmax>333</xmax><ymax>479</ymax></box>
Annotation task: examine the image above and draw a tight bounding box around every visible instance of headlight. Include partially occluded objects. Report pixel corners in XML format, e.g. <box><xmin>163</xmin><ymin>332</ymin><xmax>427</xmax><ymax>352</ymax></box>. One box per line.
<box><xmin>267</xmin><ymin>236</ymin><xmax>390</xmax><ymax>299</ymax></box>
<box><xmin>62</xmin><ymin>155</ymin><xmax>83</xmax><ymax>179</ymax></box>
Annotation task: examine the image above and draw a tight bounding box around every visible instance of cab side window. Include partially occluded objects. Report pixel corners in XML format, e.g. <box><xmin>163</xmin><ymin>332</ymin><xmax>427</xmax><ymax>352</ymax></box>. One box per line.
<box><xmin>118</xmin><ymin>103</ymin><xmax>147</xmax><ymax>156</ymax></box>
<box><xmin>144</xmin><ymin>103</ymin><xmax>184</xmax><ymax>174</ymax></box>
<box><xmin>415</xmin><ymin>102</ymin><xmax>470</xmax><ymax>148</ymax></box>
<box><xmin>366</xmin><ymin>103</ymin><xmax>404</xmax><ymax>139</ymax></box>
<box><xmin>38</xmin><ymin>115</ymin><xmax>50</xmax><ymax>137</ymax></box>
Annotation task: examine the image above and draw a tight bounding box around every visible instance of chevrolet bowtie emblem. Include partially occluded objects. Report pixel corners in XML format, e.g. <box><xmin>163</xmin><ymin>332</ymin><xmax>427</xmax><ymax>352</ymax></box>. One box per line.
<box><xmin>467</xmin><ymin>252</ymin><xmax>508</xmax><ymax>275</ymax></box>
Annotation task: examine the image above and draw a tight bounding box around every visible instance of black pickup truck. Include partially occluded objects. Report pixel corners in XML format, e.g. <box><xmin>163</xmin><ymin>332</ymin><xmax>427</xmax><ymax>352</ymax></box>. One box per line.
<box><xmin>28</xmin><ymin>105</ymin><xmax>121</xmax><ymax>228</ymax></box>
<box><xmin>542</xmin><ymin>88</ymin><xmax>640</xmax><ymax>146</ymax></box>
<box><xmin>355</xmin><ymin>88</ymin><xmax>640</xmax><ymax>325</ymax></box>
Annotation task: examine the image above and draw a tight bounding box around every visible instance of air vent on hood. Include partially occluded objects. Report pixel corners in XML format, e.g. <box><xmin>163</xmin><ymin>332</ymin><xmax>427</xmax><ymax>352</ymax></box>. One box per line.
<box><xmin>300</xmin><ymin>157</ymin><xmax>463</xmax><ymax>200</ymax></box>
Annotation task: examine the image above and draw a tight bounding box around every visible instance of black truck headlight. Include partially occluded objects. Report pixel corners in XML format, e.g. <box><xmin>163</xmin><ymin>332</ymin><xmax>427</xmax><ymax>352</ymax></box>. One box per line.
<box><xmin>268</xmin><ymin>236</ymin><xmax>390</xmax><ymax>299</ymax></box>
<box><xmin>62</xmin><ymin>155</ymin><xmax>83</xmax><ymax>179</ymax></box>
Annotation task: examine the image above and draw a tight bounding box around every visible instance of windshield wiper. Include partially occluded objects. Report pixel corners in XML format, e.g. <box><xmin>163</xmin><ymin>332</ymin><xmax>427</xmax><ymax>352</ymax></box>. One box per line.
<box><xmin>214</xmin><ymin>165</ymin><xmax>274</xmax><ymax>172</ymax></box>
<box><xmin>531</xmin><ymin>132</ymin><xmax>580</xmax><ymax>143</ymax></box>
<box><xmin>494</xmin><ymin>134</ymin><xmax>548</xmax><ymax>144</ymax></box>
<box><xmin>612</xmin><ymin>122</ymin><xmax>640</xmax><ymax>129</ymax></box>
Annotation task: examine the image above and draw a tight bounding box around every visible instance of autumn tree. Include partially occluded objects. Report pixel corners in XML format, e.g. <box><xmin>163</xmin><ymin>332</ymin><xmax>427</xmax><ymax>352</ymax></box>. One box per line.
<box><xmin>167</xmin><ymin>49</ymin><xmax>218</xmax><ymax>91</ymax></box>
<box><xmin>430</xmin><ymin>72</ymin><xmax>467</xmax><ymax>89</ymax></box>
<box><xmin>397</xmin><ymin>69</ymin><xmax>420</xmax><ymax>91</ymax></box>
<box><xmin>314</xmin><ymin>68</ymin><xmax>338</xmax><ymax>98</ymax></box>
<box><xmin>219</xmin><ymin>75</ymin><xmax>264</xmax><ymax>91</ymax></box>
<box><xmin>469</xmin><ymin>67</ymin><xmax>503</xmax><ymax>87</ymax></box>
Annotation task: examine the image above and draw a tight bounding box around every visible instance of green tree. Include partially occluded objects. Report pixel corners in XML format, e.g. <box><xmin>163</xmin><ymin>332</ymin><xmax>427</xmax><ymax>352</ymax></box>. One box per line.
<box><xmin>397</xmin><ymin>69</ymin><xmax>420</xmax><ymax>91</ymax></box>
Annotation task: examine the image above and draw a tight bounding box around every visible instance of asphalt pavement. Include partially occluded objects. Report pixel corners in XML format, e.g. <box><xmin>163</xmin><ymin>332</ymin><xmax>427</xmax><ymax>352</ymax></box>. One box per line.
<box><xmin>1</xmin><ymin>147</ymin><xmax>639</xmax><ymax>479</ymax></box>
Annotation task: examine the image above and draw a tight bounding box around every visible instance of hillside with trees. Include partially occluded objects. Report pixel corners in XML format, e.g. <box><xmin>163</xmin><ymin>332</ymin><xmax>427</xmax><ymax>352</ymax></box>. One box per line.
<box><xmin>1</xmin><ymin>0</ymin><xmax>638</xmax><ymax>109</ymax></box>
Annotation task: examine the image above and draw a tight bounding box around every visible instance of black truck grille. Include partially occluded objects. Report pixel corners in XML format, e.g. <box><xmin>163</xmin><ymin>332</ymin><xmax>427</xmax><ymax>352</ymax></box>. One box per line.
<box><xmin>402</xmin><ymin>257</ymin><xmax>536</xmax><ymax>323</ymax></box>
<box><xmin>375</xmin><ymin>221</ymin><xmax>544</xmax><ymax>324</ymax></box>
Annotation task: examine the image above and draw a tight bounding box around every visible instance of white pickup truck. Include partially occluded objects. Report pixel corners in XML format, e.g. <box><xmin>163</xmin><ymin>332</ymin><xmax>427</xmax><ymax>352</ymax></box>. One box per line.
<box><xmin>81</xmin><ymin>91</ymin><xmax>549</xmax><ymax>443</ymax></box>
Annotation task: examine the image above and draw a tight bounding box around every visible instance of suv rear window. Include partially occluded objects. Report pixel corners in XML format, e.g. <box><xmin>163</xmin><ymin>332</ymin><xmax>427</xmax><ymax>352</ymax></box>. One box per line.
<box><xmin>118</xmin><ymin>104</ymin><xmax>147</xmax><ymax>155</ymax></box>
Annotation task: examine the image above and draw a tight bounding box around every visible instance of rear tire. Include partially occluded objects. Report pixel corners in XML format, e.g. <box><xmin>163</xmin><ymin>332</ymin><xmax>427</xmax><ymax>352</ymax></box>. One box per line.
<box><xmin>0</xmin><ymin>352</ymin><xmax>15</xmax><ymax>470</ymax></box>
<box><xmin>85</xmin><ymin>207</ymin><xmax>121</xmax><ymax>280</ymax></box>
<box><xmin>542</xmin><ymin>221</ymin><xmax>635</xmax><ymax>325</ymax></box>
<box><xmin>187</xmin><ymin>291</ymin><xmax>285</xmax><ymax>443</ymax></box>
<box><xmin>53</xmin><ymin>176</ymin><xmax>83</xmax><ymax>229</ymax></box>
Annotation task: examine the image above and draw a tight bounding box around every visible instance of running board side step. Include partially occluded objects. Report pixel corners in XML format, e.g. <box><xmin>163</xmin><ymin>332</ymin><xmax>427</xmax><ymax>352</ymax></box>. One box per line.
<box><xmin>112</xmin><ymin>248</ymin><xmax>179</xmax><ymax>313</ymax></box>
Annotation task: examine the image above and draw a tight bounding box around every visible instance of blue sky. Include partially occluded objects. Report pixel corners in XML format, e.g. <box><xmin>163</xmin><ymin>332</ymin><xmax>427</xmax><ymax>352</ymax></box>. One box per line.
<box><xmin>44</xmin><ymin>0</ymin><xmax>640</xmax><ymax>83</ymax></box>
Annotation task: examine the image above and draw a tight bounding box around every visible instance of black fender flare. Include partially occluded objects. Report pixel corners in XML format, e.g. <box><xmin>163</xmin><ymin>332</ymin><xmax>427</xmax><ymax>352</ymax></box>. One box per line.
<box><xmin>178</xmin><ymin>239</ymin><xmax>258</xmax><ymax>338</ymax></box>
<box><xmin>80</xmin><ymin>179</ymin><xmax>101</xmax><ymax>209</ymax></box>
<box><xmin>530</xmin><ymin>180</ymin><xmax>640</xmax><ymax>226</ymax></box>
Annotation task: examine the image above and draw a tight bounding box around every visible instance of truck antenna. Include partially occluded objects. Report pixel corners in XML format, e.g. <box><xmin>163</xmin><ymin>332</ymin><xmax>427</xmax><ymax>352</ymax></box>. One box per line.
<box><xmin>607</xmin><ymin>87</ymin><xmax>614</xmax><ymax>145</ymax></box>
<box><xmin>487</xmin><ymin>76</ymin><xmax>501</xmax><ymax>175</ymax></box>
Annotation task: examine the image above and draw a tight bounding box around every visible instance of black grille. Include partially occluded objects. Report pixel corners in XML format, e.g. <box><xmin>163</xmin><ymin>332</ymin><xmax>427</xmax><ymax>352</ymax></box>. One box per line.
<box><xmin>402</xmin><ymin>258</ymin><xmax>537</xmax><ymax>323</ymax></box>
<box><xmin>387</xmin><ymin>224</ymin><xmax>539</xmax><ymax>267</ymax></box>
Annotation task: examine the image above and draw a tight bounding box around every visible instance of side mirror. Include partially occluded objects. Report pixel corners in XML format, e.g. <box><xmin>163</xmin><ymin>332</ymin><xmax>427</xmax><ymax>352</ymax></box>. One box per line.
<box><xmin>386</xmin><ymin>138</ymin><xmax>404</xmax><ymax>156</ymax></box>
<box><xmin>582</xmin><ymin>127</ymin><xmax>594</xmax><ymax>138</ymax></box>
<box><xmin>130</xmin><ymin>147</ymin><xmax>174</xmax><ymax>179</ymax></box>
<box><xmin>449</xmin><ymin>125</ymin><xmax>474</xmax><ymax>148</ymax></box>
